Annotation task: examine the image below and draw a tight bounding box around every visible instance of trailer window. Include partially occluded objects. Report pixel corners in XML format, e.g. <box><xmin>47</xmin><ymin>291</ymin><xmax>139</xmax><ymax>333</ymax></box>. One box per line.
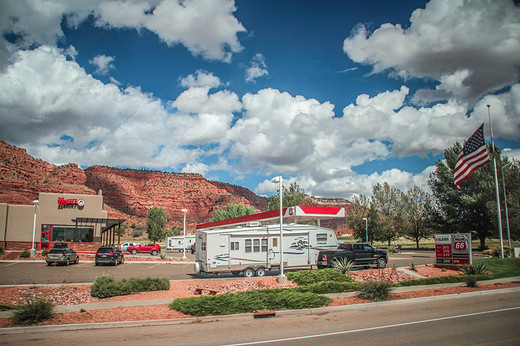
<box><xmin>231</xmin><ymin>242</ymin><xmax>239</xmax><ymax>251</ymax></box>
<box><xmin>261</xmin><ymin>239</ymin><xmax>268</xmax><ymax>252</ymax></box>
<box><xmin>245</xmin><ymin>239</ymin><xmax>252</xmax><ymax>253</ymax></box>
<box><xmin>202</xmin><ymin>242</ymin><xmax>206</xmax><ymax>251</ymax></box>
<box><xmin>253</xmin><ymin>239</ymin><xmax>260</xmax><ymax>252</ymax></box>
<box><xmin>317</xmin><ymin>233</ymin><xmax>327</xmax><ymax>243</ymax></box>
<box><xmin>273</xmin><ymin>238</ymin><xmax>278</xmax><ymax>247</ymax></box>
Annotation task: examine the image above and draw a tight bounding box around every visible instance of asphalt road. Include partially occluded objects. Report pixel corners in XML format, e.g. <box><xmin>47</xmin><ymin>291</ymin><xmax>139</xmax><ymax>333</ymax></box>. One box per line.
<box><xmin>0</xmin><ymin>250</ymin><xmax>442</xmax><ymax>285</ymax></box>
<box><xmin>1</xmin><ymin>286</ymin><xmax>518</xmax><ymax>345</ymax></box>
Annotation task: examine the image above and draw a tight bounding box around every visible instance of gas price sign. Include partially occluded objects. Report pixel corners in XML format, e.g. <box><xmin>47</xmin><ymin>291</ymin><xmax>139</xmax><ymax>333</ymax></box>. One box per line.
<box><xmin>435</xmin><ymin>233</ymin><xmax>472</xmax><ymax>265</ymax></box>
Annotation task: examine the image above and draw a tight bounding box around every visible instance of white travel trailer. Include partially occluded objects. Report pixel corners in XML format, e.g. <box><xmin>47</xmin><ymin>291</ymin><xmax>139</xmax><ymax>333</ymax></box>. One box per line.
<box><xmin>193</xmin><ymin>223</ymin><xmax>338</xmax><ymax>277</ymax></box>
<box><xmin>166</xmin><ymin>234</ymin><xmax>196</xmax><ymax>251</ymax></box>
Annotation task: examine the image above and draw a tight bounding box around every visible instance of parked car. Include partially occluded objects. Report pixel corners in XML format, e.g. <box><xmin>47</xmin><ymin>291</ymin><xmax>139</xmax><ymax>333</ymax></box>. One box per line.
<box><xmin>46</xmin><ymin>243</ymin><xmax>79</xmax><ymax>266</ymax></box>
<box><xmin>95</xmin><ymin>246</ymin><xmax>124</xmax><ymax>266</ymax></box>
<box><xmin>121</xmin><ymin>242</ymin><xmax>140</xmax><ymax>252</ymax></box>
<box><xmin>127</xmin><ymin>243</ymin><xmax>161</xmax><ymax>256</ymax></box>
<box><xmin>317</xmin><ymin>243</ymin><xmax>387</xmax><ymax>269</ymax></box>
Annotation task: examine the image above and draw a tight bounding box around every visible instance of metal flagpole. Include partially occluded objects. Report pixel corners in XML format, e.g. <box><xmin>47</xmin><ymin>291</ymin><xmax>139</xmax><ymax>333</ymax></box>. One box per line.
<box><xmin>487</xmin><ymin>105</ymin><xmax>504</xmax><ymax>259</ymax></box>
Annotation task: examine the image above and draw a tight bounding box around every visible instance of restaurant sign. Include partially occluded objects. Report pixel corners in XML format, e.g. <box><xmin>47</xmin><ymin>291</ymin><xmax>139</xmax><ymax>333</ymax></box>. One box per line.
<box><xmin>58</xmin><ymin>197</ymin><xmax>85</xmax><ymax>210</ymax></box>
<box><xmin>435</xmin><ymin>233</ymin><xmax>472</xmax><ymax>265</ymax></box>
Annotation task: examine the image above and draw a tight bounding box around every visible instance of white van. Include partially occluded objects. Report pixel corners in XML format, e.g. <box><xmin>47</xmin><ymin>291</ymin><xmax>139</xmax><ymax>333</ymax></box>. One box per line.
<box><xmin>194</xmin><ymin>223</ymin><xmax>338</xmax><ymax>277</ymax></box>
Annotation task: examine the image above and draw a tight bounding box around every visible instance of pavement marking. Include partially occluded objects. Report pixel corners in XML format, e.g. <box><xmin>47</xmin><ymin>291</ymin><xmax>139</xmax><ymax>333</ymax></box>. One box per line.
<box><xmin>149</xmin><ymin>263</ymin><xmax>160</xmax><ymax>269</ymax></box>
<box><xmin>4</xmin><ymin>262</ymin><xmax>18</xmax><ymax>267</ymax></box>
<box><xmin>224</xmin><ymin>306</ymin><xmax>520</xmax><ymax>346</ymax></box>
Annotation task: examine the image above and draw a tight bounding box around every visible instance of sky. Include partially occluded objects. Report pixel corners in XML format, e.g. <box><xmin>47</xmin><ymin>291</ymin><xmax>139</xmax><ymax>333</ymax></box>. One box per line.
<box><xmin>0</xmin><ymin>0</ymin><xmax>519</xmax><ymax>200</ymax></box>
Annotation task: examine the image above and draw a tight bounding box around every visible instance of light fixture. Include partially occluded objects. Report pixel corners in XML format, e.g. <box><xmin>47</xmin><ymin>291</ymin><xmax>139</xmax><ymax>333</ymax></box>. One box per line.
<box><xmin>182</xmin><ymin>209</ymin><xmax>188</xmax><ymax>259</ymax></box>
<box><xmin>271</xmin><ymin>176</ymin><xmax>285</xmax><ymax>281</ymax></box>
<box><xmin>31</xmin><ymin>200</ymin><xmax>39</xmax><ymax>257</ymax></box>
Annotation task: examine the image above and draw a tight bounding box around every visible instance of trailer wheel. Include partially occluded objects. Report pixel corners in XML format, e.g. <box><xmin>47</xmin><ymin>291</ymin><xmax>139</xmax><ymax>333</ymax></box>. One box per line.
<box><xmin>255</xmin><ymin>267</ymin><xmax>266</xmax><ymax>277</ymax></box>
<box><xmin>243</xmin><ymin>268</ymin><xmax>255</xmax><ymax>278</ymax></box>
<box><xmin>377</xmin><ymin>257</ymin><xmax>387</xmax><ymax>269</ymax></box>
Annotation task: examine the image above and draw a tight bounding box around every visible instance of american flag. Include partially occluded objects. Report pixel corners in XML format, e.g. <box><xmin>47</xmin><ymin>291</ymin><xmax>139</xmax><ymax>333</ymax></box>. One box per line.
<box><xmin>454</xmin><ymin>123</ymin><xmax>490</xmax><ymax>188</ymax></box>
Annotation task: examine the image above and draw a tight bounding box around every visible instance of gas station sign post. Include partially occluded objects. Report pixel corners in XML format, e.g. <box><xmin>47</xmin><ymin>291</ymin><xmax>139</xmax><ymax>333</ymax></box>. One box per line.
<box><xmin>435</xmin><ymin>233</ymin><xmax>472</xmax><ymax>265</ymax></box>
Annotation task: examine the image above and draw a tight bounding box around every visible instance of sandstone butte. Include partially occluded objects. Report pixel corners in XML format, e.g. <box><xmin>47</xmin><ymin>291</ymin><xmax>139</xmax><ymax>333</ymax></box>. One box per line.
<box><xmin>0</xmin><ymin>140</ymin><xmax>351</xmax><ymax>232</ymax></box>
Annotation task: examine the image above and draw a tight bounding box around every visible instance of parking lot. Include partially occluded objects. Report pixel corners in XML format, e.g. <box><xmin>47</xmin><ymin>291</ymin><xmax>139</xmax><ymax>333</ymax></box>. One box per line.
<box><xmin>0</xmin><ymin>250</ymin><xmax>448</xmax><ymax>285</ymax></box>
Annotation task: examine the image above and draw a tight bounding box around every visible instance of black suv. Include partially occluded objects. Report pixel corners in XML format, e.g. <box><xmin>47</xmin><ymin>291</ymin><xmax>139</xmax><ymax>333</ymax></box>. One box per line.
<box><xmin>95</xmin><ymin>246</ymin><xmax>124</xmax><ymax>266</ymax></box>
<box><xmin>46</xmin><ymin>243</ymin><xmax>79</xmax><ymax>266</ymax></box>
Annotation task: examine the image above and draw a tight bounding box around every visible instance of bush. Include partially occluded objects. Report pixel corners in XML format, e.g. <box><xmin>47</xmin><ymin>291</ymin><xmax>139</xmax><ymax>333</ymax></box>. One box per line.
<box><xmin>461</xmin><ymin>263</ymin><xmax>488</xmax><ymax>275</ymax></box>
<box><xmin>0</xmin><ymin>246</ymin><xmax>4</xmax><ymax>255</ymax></box>
<box><xmin>286</xmin><ymin>268</ymin><xmax>352</xmax><ymax>286</ymax></box>
<box><xmin>356</xmin><ymin>281</ymin><xmax>392</xmax><ymax>301</ymax></box>
<box><xmin>91</xmin><ymin>274</ymin><xmax>170</xmax><ymax>298</ymax></box>
<box><xmin>296</xmin><ymin>281</ymin><xmax>360</xmax><ymax>294</ymax></box>
<box><xmin>169</xmin><ymin>289</ymin><xmax>331</xmax><ymax>316</ymax></box>
<box><xmin>19</xmin><ymin>250</ymin><xmax>31</xmax><ymax>258</ymax></box>
<box><xmin>465</xmin><ymin>275</ymin><xmax>479</xmax><ymax>288</ymax></box>
<box><xmin>397</xmin><ymin>274</ymin><xmax>493</xmax><ymax>286</ymax></box>
<box><xmin>132</xmin><ymin>229</ymin><xmax>143</xmax><ymax>238</ymax></box>
<box><xmin>42</xmin><ymin>250</ymin><xmax>49</xmax><ymax>257</ymax></box>
<box><xmin>12</xmin><ymin>299</ymin><xmax>54</xmax><ymax>325</ymax></box>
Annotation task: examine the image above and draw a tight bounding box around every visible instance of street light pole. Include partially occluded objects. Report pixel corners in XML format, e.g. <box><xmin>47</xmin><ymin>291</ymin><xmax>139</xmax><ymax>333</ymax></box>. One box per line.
<box><xmin>182</xmin><ymin>209</ymin><xmax>188</xmax><ymax>260</ymax></box>
<box><xmin>362</xmin><ymin>217</ymin><xmax>368</xmax><ymax>243</ymax></box>
<box><xmin>31</xmin><ymin>200</ymin><xmax>39</xmax><ymax>257</ymax></box>
<box><xmin>271</xmin><ymin>176</ymin><xmax>285</xmax><ymax>282</ymax></box>
<box><xmin>501</xmin><ymin>162</ymin><xmax>513</xmax><ymax>252</ymax></box>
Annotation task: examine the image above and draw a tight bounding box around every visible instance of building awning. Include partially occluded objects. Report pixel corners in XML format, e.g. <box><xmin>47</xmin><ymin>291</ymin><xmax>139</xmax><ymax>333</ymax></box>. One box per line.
<box><xmin>71</xmin><ymin>217</ymin><xmax>126</xmax><ymax>245</ymax></box>
<box><xmin>197</xmin><ymin>206</ymin><xmax>345</xmax><ymax>230</ymax></box>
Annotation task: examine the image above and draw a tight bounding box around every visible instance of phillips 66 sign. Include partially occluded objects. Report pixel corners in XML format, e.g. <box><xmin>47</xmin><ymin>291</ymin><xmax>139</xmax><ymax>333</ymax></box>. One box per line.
<box><xmin>435</xmin><ymin>233</ymin><xmax>472</xmax><ymax>265</ymax></box>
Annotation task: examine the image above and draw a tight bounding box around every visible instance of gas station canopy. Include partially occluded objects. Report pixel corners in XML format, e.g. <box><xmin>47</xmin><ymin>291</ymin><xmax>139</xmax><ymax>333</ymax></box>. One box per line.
<box><xmin>197</xmin><ymin>206</ymin><xmax>345</xmax><ymax>230</ymax></box>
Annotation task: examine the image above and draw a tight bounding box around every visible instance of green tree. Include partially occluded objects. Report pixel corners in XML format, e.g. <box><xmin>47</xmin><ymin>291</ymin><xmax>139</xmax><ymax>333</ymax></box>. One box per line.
<box><xmin>211</xmin><ymin>203</ymin><xmax>256</xmax><ymax>221</ymax></box>
<box><xmin>402</xmin><ymin>185</ymin><xmax>438</xmax><ymax>248</ymax></box>
<box><xmin>268</xmin><ymin>182</ymin><xmax>315</xmax><ymax>210</ymax></box>
<box><xmin>427</xmin><ymin>143</ymin><xmax>520</xmax><ymax>249</ymax></box>
<box><xmin>146</xmin><ymin>206</ymin><xmax>168</xmax><ymax>243</ymax></box>
<box><xmin>171</xmin><ymin>225</ymin><xmax>182</xmax><ymax>236</ymax></box>
<box><xmin>345</xmin><ymin>194</ymin><xmax>371</xmax><ymax>242</ymax></box>
<box><xmin>370</xmin><ymin>182</ymin><xmax>405</xmax><ymax>246</ymax></box>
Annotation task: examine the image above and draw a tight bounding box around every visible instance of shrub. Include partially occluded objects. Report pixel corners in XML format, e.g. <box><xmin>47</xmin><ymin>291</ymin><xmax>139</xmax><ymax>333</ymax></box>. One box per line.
<box><xmin>12</xmin><ymin>299</ymin><xmax>54</xmax><ymax>325</ymax></box>
<box><xmin>461</xmin><ymin>263</ymin><xmax>488</xmax><ymax>275</ymax></box>
<box><xmin>0</xmin><ymin>246</ymin><xmax>4</xmax><ymax>255</ymax></box>
<box><xmin>356</xmin><ymin>281</ymin><xmax>392</xmax><ymax>301</ymax></box>
<box><xmin>465</xmin><ymin>275</ymin><xmax>479</xmax><ymax>288</ymax></box>
<box><xmin>132</xmin><ymin>229</ymin><xmax>143</xmax><ymax>238</ymax></box>
<box><xmin>296</xmin><ymin>281</ymin><xmax>360</xmax><ymax>294</ymax></box>
<box><xmin>397</xmin><ymin>274</ymin><xmax>493</xmax><ymax>286</ymax></box>
<box><xmin>332</xmin><ymin>257</ymin><xmax>353</xmax><ymax>274</ymax></box>
<box><xmin>42</xmin><ymin>250</ymin><xmax>49</xmax><ymax>257</ymax></box>
<box><xmin>410</xmin><ymin>262</ymin><xmax>416</xmax><ymax>271</ymax></box>
<box><xmin>19</xmin><ymin>250</ymin><xmax>31</xmax><ymax>258</ymax></box>
<box><xmin>169</xmin><ymin>289</ymin><xmax>331</xmax><ymax>316</ymax></box>
<box><xmin>91</xmin><ymin>274</ymin><xmax>170</xmax><ymax>298</ymax></box>
<box><xmin>286</xmin><ymin>268</ymin><xmax>352</xmax><ymax>286</ymax></box>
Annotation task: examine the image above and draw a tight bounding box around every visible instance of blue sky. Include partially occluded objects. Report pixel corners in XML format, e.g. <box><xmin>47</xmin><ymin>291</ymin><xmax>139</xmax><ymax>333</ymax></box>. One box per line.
<box><xmin>0</xmin><ymin>0</ymin><xmax>519</xmax><ymax>200</ymax></box>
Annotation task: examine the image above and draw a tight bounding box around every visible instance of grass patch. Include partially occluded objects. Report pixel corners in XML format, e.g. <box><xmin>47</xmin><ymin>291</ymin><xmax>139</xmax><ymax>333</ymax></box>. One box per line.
<box><xmin>0</xmin><ymin>304</ymin><xmax>17</xmax><ymax>311</ymax></box>
<box><xmin>473</xmin><ymin>258</ymin><xmax>520</xmax><ymax>279</ymax></box>
<box><xmin>396</xmin><ymin>274</ymin><xmax>493</xmax><ymax>287</ymax></box>
<box><xmin>170</xmin><ymin>289</ymin><xmax>331</xmax><ymax>316</ymax></box>
<box><xmin>295</xmin><ymin>281</ymin><xmax>360</xmax><ymax>294</ymax></box>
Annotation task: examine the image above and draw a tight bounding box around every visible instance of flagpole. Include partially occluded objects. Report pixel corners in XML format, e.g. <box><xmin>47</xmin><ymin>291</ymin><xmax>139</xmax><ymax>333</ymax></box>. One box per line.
<box><xmin>487</xmin><ymin>105</ymin><xmax>504</xmax><ymax>259</ymax></box>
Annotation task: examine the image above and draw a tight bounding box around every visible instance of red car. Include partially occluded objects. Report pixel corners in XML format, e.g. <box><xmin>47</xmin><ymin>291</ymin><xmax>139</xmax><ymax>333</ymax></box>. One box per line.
<box><xmin>127</xmin><ymin>243</ymin><xmax>161</xmax><ymax>256</ymax></box>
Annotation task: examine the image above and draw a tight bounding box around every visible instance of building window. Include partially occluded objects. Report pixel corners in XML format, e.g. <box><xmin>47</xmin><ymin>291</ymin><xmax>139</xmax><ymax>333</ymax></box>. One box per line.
<box><xmin>245</xmin><ymin>239</ymin><xmax>252</xmax><ymax>253</ymax></box>
<box><xmin>49</xmin><ymin>225</ymin><xmax>93</xmax><ymax>242</ymax></box>
<box><xmin>231</xmin><ymin>242</ymin><xmax>239</xmax><ymax>251</ymax></box>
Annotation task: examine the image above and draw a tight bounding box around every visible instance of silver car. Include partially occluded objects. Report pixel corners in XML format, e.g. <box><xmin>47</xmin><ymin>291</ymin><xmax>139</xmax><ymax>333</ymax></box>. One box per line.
<box><xmin>46</xmin><ymin>247</ymin><xmax>79</xmax><ymax>266</ymax></box>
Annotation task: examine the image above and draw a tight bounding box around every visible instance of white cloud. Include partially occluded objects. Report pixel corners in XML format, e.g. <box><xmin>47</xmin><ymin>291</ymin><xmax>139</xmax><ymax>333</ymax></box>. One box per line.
<box><xmin>89</xmin><ymin>54</ymin><xmax>115</xmax><ymax>75</ymax></box>
<box><xmin>245</xmin><ymin>53</ymin><xmax>268</xmax><ymax>83</ymax></box>
<box><xmin>0</xmin><ymin>0</ymin><xmax>246</xmax><ymax>67</ymax></box>
<box><xmin>179</xmin><ymin>70</ymin><xmax>222</xmax><ymax>89</ymax></box>
<box><xmin>343</xmin><ymin>0</ymin><xmax>520</xmax><ymax>106</ymax></box>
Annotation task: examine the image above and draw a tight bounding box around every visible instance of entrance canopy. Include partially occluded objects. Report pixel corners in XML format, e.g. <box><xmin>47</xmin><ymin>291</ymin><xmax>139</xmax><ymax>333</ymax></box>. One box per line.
<box><xmin>71</xmin><ymin>217</ymin><xmax>126</xmax><ymax>245</ymax></box>
<box><xmin>197</xmin><ymin>206</ymin><xmax>345</xmax><ymax>230</ymax></box>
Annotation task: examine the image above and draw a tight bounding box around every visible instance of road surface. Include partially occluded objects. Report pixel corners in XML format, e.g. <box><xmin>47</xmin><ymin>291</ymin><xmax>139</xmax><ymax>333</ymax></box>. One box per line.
<box><xmin>1</xmin><ymin>287</ymin><xmax>518</xmax><ymax>345</ymax></box>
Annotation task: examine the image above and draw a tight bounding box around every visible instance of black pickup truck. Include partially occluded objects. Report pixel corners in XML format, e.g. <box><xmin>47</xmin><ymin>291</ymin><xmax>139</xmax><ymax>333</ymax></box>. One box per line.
<box><xmin>317</xmin><ymin>243</ymin><xmax>388</xmax><ymax>269</ymax></box>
